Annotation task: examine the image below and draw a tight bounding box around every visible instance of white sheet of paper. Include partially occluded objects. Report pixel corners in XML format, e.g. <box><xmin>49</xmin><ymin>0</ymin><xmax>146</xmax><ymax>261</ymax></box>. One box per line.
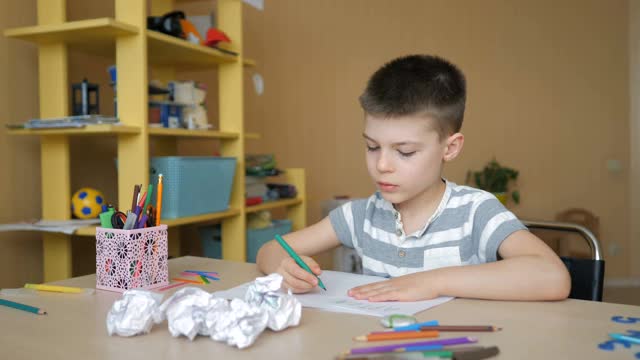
<box><xmin>0</xmin><ymin>219</ymin><xmax>100</xmax><ymax>235</ymax></box>
<box><xmin>214</xmin><ymin>270</ymin><xmax>453</xmax><ymax>317</ymax></box>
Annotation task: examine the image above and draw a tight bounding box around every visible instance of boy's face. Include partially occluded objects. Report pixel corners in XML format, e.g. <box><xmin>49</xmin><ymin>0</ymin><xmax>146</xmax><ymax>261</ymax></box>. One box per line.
<box><xmin>363</xmin><ymin>114</ymin><xmax>454</xmax><ymax>206</ymax></box>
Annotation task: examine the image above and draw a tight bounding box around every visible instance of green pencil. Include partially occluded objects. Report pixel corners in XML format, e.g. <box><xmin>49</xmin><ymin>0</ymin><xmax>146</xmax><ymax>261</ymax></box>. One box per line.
<box><xmin>0</xmin><ymin>298</ymin><xmax>46</xmax><ymax>315</ymax></box>
<box><xmin>274</xmin><ymin>234</ymin><xmax>327</xmax><ymax>290</ymax></box>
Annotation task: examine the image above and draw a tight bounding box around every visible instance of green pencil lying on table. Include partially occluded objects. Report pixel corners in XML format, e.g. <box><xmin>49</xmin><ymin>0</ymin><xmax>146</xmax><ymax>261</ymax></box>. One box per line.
<box><xmin>274</xmin><ymin>234</ymin><xmax>327</xmax><ymax>291</ymax></box>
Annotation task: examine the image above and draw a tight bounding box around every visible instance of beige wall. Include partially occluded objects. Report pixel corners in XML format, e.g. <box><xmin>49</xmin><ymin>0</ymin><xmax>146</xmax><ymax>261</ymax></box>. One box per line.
<box><xmin>630</xmin><ymin>0</ymin><xmax>640</xmax><ymax>278</ymax></box>
<box><xmin>0</xmin><ymin>0</ymin><xmax>634</xmax><ymax>286</ymax></box>
<box><xmin>0</xmin><ymin>0</ymin><xmax>42</xmax><ymax>287</ymax></box>
<box><xmin>240</xmin><ymin>0</ymin><xmax>631</xmax><ymax>277</ymax></box>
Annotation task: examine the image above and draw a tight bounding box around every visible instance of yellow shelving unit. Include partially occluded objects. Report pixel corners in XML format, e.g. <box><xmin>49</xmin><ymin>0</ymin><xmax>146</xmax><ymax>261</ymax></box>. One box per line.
<box><xmin>4</xmin><ymin>0</ymin><xmax>306</xmax><ymax>281</ymax></box>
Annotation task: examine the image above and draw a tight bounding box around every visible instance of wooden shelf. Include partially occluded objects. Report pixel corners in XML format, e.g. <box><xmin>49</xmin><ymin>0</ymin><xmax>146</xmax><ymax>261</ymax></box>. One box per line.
<box><xmin>244</xmin><ymin>132</ymin><xmax>261</xmax><ymax>140</ymax></box>
<box><xmin>245</xmin><ymin>198</ymin><xmax>303</xmax><ymax>214</ymax></box>
<box><xmin>74</xmin><ymin>208</ymin><xmax>242</xmax><ymax>237</ymax></box>
<box><xmin>4</xmin><ymin>19</ymin><xmax>249</xmax><ymax>69</ymax></box>
<box><xmin>7</xmin><ymin>124</ymin><xmax>140</xmax><ymax>136</ymax></box>
<box><xmin>147</xmin><ymin>30</ymin><xmax>238</xmax><ymax>68</ymax></box>
<box><xmin>243</xmin><ymin>58</ymin><xmax>257</xmax><ymax>67</ymax></box>
<box><xmin>4</xmin><ymin>18</ymin><xmax>137</xmax><ymax>58</ymax></box>
<box><xmin>148</xmin><ymin>127</ymin><xmax>239</xmax><ymax>139</ymax></box>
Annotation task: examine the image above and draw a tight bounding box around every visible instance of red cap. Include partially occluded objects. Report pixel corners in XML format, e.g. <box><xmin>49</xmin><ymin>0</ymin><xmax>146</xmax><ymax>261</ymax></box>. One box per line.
<box><xmin>204</xmin><ymin>28</ymin><xmax>231</xmax><ymax>47</ymax></box>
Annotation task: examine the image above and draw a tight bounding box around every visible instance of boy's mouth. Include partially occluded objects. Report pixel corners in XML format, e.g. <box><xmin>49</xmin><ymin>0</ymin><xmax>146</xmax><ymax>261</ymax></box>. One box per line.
<box><xmin>377</xmin><ymin>182</ymin><xmax>398</xmax><ymax>192</ymax></box>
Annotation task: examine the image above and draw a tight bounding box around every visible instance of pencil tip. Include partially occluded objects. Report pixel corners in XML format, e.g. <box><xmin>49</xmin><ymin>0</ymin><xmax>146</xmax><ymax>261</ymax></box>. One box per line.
<box><xmin>353</xmin><ymin>335</ymin><xmax>365</xmax><ymax>341</ymax></box>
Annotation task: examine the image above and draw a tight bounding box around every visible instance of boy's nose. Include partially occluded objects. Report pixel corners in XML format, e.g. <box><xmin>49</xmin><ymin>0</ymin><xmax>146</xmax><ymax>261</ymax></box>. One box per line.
<box><xmin>376</xmin><ymin>152</ymin><xmax>394</xmax><ymax>173</ymax></box>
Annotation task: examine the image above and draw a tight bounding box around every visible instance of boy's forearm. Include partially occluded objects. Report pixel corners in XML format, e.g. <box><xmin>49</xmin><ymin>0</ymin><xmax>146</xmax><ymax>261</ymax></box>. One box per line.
<box><xmin>256</xmin><ymin>241</ymin><xmax>287</xmax><ymax>274</ymax></box>
<box><xmin>430</xmin><ymin>255</ymin><xmax>570</xmax><ymax>301</ymax></box>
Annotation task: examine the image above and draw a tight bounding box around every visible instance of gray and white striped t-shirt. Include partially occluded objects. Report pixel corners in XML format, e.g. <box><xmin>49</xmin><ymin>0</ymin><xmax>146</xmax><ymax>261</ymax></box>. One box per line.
<box><xmin>329</xmin><ymin>180</ymin><xmax>527</xmax><ymax>278</ymax></box>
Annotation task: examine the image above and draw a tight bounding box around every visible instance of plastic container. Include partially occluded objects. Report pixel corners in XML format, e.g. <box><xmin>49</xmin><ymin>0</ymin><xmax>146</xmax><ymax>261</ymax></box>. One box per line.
<box><xmin>199</xmin><ymin>219</ymin><xmax>293</xmax><ymax>262</ymax></box>
<box><xmin>199</xmin><ymin>225</ymin><xmax>222</xmax><ymax>259</ymax></box>
<box><xmin>95</xmin><ymin>225</ymin><xmax>169</xmax><ymax>293</ymax></box>
<box><xmin>246</xmin><ymin>219</ymin><xmax>293</xmax><ymax>263</ymax></box>
<box><xmin>150</xmin><ymin>156</ymin><xmax>236</xmax><ymax>219</ymax></box>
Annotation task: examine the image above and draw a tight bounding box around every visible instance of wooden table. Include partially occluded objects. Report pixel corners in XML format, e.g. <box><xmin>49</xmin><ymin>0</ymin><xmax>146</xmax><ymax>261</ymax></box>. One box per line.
<box><xmin>1</xmin><ymin>256</ymin><xmax>639</xmax><ymax>359</ymax></box>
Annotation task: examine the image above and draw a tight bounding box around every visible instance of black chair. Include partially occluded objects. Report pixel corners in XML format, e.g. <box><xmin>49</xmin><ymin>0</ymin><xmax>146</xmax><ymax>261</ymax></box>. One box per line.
<box><xmin>522</xmin><ymin>220</ymin><xmax>605</xmax><ymax>301</ymax></box>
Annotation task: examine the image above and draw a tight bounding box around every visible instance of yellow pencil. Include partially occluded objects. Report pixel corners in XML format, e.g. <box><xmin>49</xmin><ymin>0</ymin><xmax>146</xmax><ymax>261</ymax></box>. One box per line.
<box><xmin>156</xmin><ymin>174</ymin><xmax>163</xmax><ymax>226</ymax></box>
<box><xmin>25</xmin><ymin>283</ymin><xmax>84</xmax><ymax>294</ymax></box>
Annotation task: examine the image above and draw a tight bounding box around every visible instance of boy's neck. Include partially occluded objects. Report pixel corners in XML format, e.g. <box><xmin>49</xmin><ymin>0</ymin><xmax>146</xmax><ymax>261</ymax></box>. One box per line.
<box><xmin>394</xmin><ymin>179</ymin><xmax>447</xmax><ymax>227</ymax></box>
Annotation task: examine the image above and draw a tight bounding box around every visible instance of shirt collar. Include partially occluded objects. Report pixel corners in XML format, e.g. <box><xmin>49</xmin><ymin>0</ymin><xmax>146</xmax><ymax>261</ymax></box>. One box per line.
<box><xmin>377</xmin><ymin>178</ymin><xmax>452</xmax><ymax>237</ymax></box>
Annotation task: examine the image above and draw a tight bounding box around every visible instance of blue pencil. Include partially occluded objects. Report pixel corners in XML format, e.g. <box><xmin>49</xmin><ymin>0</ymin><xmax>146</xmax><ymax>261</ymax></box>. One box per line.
<box><xmin>0</xmin><ymin>298</ymin><xmax>46</xmax><ymax>315</ymax></box>
<box><xmin>609</xmin><ymin>333</ymin><xmax>640</xmax><ymax>345</ymax></box>
<box><xmin>393</xmin><ymin>320</ymin><xmax>439</xmax><ymax>331</ymax></box>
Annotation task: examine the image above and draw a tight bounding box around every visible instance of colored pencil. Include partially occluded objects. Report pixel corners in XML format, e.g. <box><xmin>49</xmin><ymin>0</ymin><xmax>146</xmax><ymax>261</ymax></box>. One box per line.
<box><xmin>338</xmin><ymin>353</ymin><xmax>449</xmax><ymax>360</ymax></box>
<box><xmin>354</xmin><ymin>330</ymin><xmax>439</xmax><ymax>342</ymax></box>
<box><xmin>24</xmin><ymin>283</ymin><xmax>84</xmax><ymax>294</ymax></box>
<box><xmin>338</xmin><ymin>346</ymin><xmax>491</xmax><ymax>359</ymax></box>
<box><xmin>374</xmin><ymin>320</ymin><xmax>439</xmax><ymax>333</ymax></box>
<box><xmin>453</xmin><ymin>346</ymin><xmax>500</xmax><ymax>360</ymax></box>
<box><xmin>0</xmin><ymin>298</ymin><xmax>46</xmax><ymax>315</ymax></box>
<box><xmin>420</xmin><ymin>325</ymin><xmax>501</xmax><ymax>332</ymax></box>
<box><xmin>155</xmin><ymin>174</ymin><xmax>163</xmax><ymax>226</ymax></box>
<box><xmin>184</xmin><ymin>270</ymin><xmax>219</xmax><ymax>275</ymax></box>
<box><xmin>199</xmin><ymin>275</ymin><xmax>210</xmax><ymax>284</ymax></box>
<box><xmin>172</xmin><ymin>278</ymin><xmax>202</xmax><ymax>284</ymax></box>
<box><xmin>274</xmin><ymin>234</ymin><xmax>326</xmax><ymax>290</ymax></box>
<box><xmin>344</xmin><ymin>337</ymin><xmax>477</xmax><ymax>355</ymax></box>
<box><xmin>180</xmin><ymin>272</ymin><xmax>220</xmax><ymax>281</ymax></box>
<box><xmin>609</xmin><ymin>333</ymin><xmax>640</xmax><ymax>345</ymax></box>
<box><xmin>156</xmin><ymin>282</ymin><xmax>187</xmax><ymax>292</ymax></box>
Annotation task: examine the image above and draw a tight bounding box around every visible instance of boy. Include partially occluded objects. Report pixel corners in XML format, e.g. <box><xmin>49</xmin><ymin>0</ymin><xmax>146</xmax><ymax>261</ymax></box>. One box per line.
<box><xmin>256</xmin><ymin>55</ymin><xmax>570</xmax><ymax>302</ymax></box>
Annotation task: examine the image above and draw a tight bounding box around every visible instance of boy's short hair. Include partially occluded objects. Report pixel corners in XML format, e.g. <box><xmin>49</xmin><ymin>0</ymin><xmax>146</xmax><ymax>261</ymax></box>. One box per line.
<box><xmin>359</xmin><ymin>54</ymin><xmax>466</xmax><ymax>138</ymax></box>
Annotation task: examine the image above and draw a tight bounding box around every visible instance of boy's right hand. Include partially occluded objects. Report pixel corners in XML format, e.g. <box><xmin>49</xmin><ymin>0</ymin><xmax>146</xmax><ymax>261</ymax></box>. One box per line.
<box><xmin>277</xmin><ymin>256</ymin><xmax>322</xmax><ymax>293</ymax></box>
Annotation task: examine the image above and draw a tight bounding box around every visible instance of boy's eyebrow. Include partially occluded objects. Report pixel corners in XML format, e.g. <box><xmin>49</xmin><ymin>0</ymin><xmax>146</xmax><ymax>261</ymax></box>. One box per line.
<box><xmin>362</xmin><ymin>133</ymin><xmax>421</xmax><ymax>146</ymax></box>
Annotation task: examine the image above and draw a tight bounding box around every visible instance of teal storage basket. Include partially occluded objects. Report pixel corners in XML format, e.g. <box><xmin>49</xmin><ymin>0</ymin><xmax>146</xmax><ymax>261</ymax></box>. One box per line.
<box><xmin>150</xmin><ymin>156</ymin><xmax>236</xmax><ymax>219</ymax></box>
<box><xmin>246</xmin><ymin>219</ymin><xmax>293</xmax><ymax>263</ymax></box>
<box><xmin>199</xmin><ymin>225</ymin><xmax>222</xmax><ymax>259</ymax></box>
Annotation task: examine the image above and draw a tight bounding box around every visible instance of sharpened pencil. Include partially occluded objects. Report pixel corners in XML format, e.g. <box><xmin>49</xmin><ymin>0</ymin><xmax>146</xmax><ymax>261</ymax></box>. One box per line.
<box><xmin>0</xmin><ymin>298</ymin><xmax>46</xmax><ymax>315</ymax></box>
<box><xmin>354</xmin><ymin>330</ymin><xmax>439</xmax><ymax>342</ymax></box>
<box><xmin>419</xmin><ymin>325</ymin><xmax>502</xmax><ymax>332</ymax></box>
<box><xmin>345</xmin><ymin>337</ymin><xmax>477</xmax><ymax>355</ymax></box>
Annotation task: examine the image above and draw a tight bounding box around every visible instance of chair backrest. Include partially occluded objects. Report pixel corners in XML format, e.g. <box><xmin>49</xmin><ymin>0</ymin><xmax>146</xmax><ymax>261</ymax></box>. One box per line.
<box><xmin>521</xmin><ymin>220</ymin><xmax>605</xmax><ymax>301</ymax></box>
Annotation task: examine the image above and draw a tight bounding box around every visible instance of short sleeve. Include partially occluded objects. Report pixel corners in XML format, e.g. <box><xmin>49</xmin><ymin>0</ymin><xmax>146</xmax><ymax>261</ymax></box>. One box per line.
<box><xmin>328</xmin><ymin>198</ymin><xmax>368</xmax><ymax>249</ymax></box>
<box><xmin>471</xmin><ymin>195</ymin><xmax>528</xmax><ymax>262</ymax></box>
<box><xmin>329</xmin><ymin>201</ymin><xmax>355</xmax><ymax>248</ymax></box>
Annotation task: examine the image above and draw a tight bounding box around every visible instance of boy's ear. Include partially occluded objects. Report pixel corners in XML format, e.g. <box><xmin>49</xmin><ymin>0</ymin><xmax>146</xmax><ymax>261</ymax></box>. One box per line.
<box><xmin>443</xmin><ymin>133</ymin><xmax>464</xmax><ymax>162</ymax></box>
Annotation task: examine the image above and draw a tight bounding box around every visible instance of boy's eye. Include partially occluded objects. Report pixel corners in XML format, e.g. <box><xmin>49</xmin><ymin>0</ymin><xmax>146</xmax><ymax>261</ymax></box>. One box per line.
<box><xmin>398</xmin><ymin>150</ymin><xmax>416</xmax><ymax>157</ymax></box>
<box><xmin>366</xmin><ymin>145</ymin><xmax>380</xmax><ymax>152</ymax></box>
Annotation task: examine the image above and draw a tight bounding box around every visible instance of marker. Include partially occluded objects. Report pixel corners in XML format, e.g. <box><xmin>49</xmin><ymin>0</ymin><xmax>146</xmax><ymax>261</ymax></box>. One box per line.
<box><xmin>274</xmin><ymin>234</ymin><xmax>326</xmax><ymax>290</ymax></box>
<box><xmin>24</xmin><ymin>283</ymin><xmax>84</xmax><ymax>294</ymax></box>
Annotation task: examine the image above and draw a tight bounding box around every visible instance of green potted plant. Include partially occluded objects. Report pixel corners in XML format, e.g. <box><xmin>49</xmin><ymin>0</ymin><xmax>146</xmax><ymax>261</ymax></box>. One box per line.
<box><xmin>466</xmin><ymin>159</ymin><xmax>520</xmax><ymax>205</ymax></box>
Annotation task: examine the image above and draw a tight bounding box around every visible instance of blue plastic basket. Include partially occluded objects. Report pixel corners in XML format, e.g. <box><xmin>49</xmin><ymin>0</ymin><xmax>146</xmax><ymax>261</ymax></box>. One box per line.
<box><xmin>246</xmin><ymin>219</ymin><xmax>293</xmax><ymax>263</ymax></box>
<box><xmin>199</xmin><ymin>219</ymin><xmax>293</xmax><ymax>262</ymax></box>
<box><xmin>150</xmin><ymin>156</ymin><xmax>236</xmax><ymax>219</ymax></box>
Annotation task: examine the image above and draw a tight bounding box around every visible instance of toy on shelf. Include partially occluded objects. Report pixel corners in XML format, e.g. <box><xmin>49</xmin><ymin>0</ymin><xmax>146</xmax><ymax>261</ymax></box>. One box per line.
<box><xmin>71</xmin><ymin>187</ymin><xmax>108</xmax><ymax>219</ymax></box>
<box><xmin>169</xmin><ymin>81</ymin><xmax>209</xmax><ymax>129</ymax></box>
<box><xmin>71</xmin><ymin>78</ymin><xmax>100</xmax><ymax>116</ymax></box>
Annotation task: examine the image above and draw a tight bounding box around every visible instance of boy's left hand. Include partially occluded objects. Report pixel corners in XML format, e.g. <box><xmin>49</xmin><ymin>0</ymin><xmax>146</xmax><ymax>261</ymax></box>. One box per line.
<box><xmin>348</xmin><ymin>272</ymin><xmax>439</xmax><ymax>302</ymax></box>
